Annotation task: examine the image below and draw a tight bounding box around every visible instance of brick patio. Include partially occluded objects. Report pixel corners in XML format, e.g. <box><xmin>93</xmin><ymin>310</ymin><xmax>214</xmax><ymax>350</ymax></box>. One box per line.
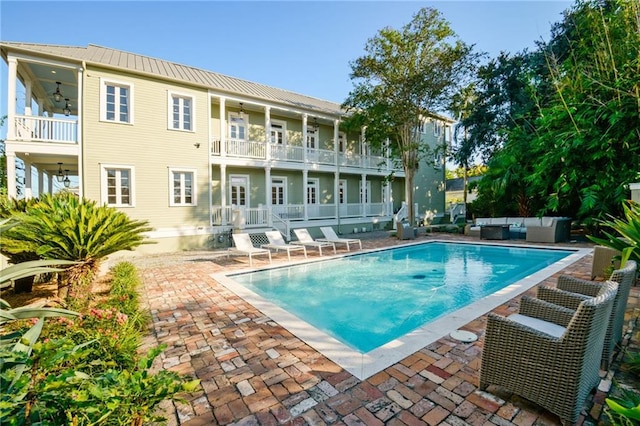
<box><xmin>134</xmin><ymin>232</ymin><xmax>639</xmax><ymax>426</ymax></box>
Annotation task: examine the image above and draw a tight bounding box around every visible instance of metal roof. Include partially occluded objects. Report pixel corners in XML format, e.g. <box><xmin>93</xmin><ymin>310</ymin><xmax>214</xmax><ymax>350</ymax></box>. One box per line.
<box><xmin>0</xmin><ymin>41</ymin><xmax>345</xmax><ymax>116</ymax></box>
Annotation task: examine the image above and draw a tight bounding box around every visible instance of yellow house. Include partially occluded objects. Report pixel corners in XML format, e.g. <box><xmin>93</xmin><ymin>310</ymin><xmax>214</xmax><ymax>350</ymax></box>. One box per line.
<box><xmin>1</xmin><ymin>42</ymin><xmax>453</xmax><ymax>253</ymax></box>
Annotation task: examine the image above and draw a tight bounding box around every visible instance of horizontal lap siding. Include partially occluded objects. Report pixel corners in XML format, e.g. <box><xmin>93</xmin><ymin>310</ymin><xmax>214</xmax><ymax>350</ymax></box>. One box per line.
<box><xmin>82</xmin><ymin>66</ymin><xmax>210</xmax><ymax>229</ymax></box>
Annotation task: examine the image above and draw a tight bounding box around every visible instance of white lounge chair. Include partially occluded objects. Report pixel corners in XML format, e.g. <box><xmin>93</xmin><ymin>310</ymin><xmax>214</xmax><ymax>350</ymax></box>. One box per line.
<box><xmin>292</xmin><ymin>229</ymin><xmax>336</xmax><ymax>256</ymax></box>
<box><xmin>262</xmin><ymin>231</ymin><xmax>307</xmax><ymax>261</ymax></box>
<box><xmin>318</xmin><ymin>227</ymin><xmax>362</xmax><ymax>251</ymax></box>
<box><xmin>229</xmin><ymin>233</ymin><xmax>272</xmax><ymax>267</ymax></box>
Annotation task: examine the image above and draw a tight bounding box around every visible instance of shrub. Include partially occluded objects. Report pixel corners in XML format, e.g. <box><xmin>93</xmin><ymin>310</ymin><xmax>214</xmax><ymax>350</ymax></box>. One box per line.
<box><xmin>588</xmin><ymin>200</ymin><xmax>640</xmax><ymax>265</ymax></box>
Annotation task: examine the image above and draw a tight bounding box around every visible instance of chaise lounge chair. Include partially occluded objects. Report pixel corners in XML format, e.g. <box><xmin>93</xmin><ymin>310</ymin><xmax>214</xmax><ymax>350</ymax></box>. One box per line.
<box><xmin>292</xmin><ymin>229</ymin><xmax>336</xmax><ymax>256</ymax></box>
<box><xmin>318</xmin><ymin>227</ymin><xmax>362</xmax><ymax>251</ymax></box>
<box><xmin>229</xmin><ymin>233</ymin><xmax>272</xmax><ymax>267</ymax></box>
<box><xmin>262</xmin><ymin>231</ymin><xmax>307</xmax><ymax>261</ymax></box>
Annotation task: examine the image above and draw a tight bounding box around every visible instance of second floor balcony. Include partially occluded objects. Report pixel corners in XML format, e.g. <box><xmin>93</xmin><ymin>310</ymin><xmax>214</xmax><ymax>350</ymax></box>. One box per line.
<box><xmin>11</xmin><ymin>115</ymin><xmax>78</xmax><ymax>144</ymax></box>
<box><xmin>211</xmin><ymin>138</ymin><xmax>393</xmax><ymax>171</ymax></box>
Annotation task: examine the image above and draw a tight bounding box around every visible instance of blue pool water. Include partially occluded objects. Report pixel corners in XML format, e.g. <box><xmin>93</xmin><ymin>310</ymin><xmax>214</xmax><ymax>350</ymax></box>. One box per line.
<box><xmin>231</xmin><ymin>242</ymin><xmax>573</xmax><ymax>353</ymax></box>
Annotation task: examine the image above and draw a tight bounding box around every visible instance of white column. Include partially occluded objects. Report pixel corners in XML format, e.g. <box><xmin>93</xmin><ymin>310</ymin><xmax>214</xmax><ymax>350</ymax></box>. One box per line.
<box><xmin>264</xmin><ymin>106</ymin><xmax>271</xmax><ymax>162</ymax></box>
<box><xmin>333</xmin><ymin>119</ymin><xmax>340</xmax><ymax>165</ymax></box>
<box><xmin>265</xmin><ymin>167</ymin><xmax>271</xmax><ymax>210</ymax></box>
<box><xmin>77</xmin><ymin>67</ymin><xmax>84</xmax><ymax>198</ymax></box>
<box><xmin>47</xmin><ymin>173</ymin><xmax>53</xmax><ymax>195</ymax></box>
<box><xmin>334</xmin><ymin>170</ymin><xmax>340</xmax><ymax>219</ymax></box>
<box><xmin>361</xmin><ymin>173</ymin><xmax>367</xmax><ymax>217</ymax></box>
<box><xmin>302</xmin><ymin>114</ymin><xmax>308</xmax><ymax>163</ymax></box>
<box><xmin>220</xmin><ymin>97</ymin><xmax>226</xmax><ymax>157</ymax></box>
<box><xmin>24</xmin><ymin>80</ymin><xmax>32</xmax><ymax>116</ymax></box>
<box><xmin>7</xmin><ymin>57</ymin><xmax>17</xmax><ymax>140</ymax></box>
<box><xmin>302</xmin><ymin>169</ymin><xmax>308</xmax><ymax>220</ymax></box>
<box><xmin>6</xmin><ymin>152</ymin><xmax>17</xmax><ymax>198</ymax></box>
<box><xmin>334</xmin><ymin>119</ymin><xmax>341</xmax><ymax>220</ymax></box>
<box><xmin>24</xmin><ymin>161</ymin><xmax>32</xmax><ymax>194</ymax></box>
<box><xmin>38</xmin><ymin>169</ymin><xmax>45</xmax><ymax>197</ymax></box>
<box><xmin>220</xmin><ymin>164</ymin><xmax>227</xmax><ymax>223</ymax></box>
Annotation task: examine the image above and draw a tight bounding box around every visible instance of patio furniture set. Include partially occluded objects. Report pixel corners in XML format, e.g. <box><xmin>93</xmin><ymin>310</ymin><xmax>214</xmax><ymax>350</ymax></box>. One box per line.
<box><xmin>481</xmin><ymin>258</ymin><xmax>637</xmax><ymax>425</ymax></box>
<box><xmin>466</xmin><ymin>216</ymin><xmax>572</xmax><ymax>242</ymax></box>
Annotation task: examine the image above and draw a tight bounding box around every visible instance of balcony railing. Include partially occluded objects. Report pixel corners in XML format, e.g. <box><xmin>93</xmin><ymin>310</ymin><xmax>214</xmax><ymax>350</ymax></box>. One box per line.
<box><xmin>212</xmin><ymin>138</ymin><xmax>397</xmax><ymax>171</ymax></box>
<box><xmin>211</xmin><ymin>203</ymin><xmax>392</xmax><ymax>227</ymax></box>
<box><xmin>13</xmin><ymin>115</ymin><xmax>77</xmax><ymax>143</ymax></box>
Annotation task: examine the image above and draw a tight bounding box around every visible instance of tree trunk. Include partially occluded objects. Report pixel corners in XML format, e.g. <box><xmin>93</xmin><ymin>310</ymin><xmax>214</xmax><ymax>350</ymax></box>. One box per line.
<box><xmin>405</xmin><ymin>167</ymin><xmax>416</xmax><ymax>226</ymax></box>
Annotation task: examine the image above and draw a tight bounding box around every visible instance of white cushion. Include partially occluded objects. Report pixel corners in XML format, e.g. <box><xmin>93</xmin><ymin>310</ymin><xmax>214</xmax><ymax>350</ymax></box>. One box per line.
<box><xmin>523</xmin><ymin>217</ymin><xmax>542</xmax><ymax>227</ymax></box>
<box><xmin>542</xmin><ymin>217</ymin><xmax>555</xmax><ymax>227</ymax></box>
<box><xmin>508</xmin><ymin>313</ymin><xmax>566</xmax><ymax>338</ymax></box>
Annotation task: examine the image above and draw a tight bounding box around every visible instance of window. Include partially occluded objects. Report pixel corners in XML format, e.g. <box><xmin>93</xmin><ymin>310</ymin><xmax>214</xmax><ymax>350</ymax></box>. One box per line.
<box><xmin>270</xmin><ymin>120</ymin><xmax>286</xmax><ymax>145</ymax></box>
<box><xmin>101</xmin><ymin>78</ymin><xmax>133</xmax><ymax>123</ymax></box>
<box><xmin>101</xmin><ymin>164</ymin><xmax>135</xmax><ymax>207</ymax></box>
<box><xmin>306</xmin><ymin>126</ymin><xmax>318</xmax><ymax>149</ymax></box>
<box><xmin>169</xmin><ymin>168</ymin><xmax>197</xmax><ymax>206</ymax></box>
<box><xmin>419</xmin><ymin>119</ymin><xmax>428</xmax><ymax>134</ymax></box>
<box><xmin>271</xmin><ymin>177</ymin><xmax>286</xmax><ymax>205</ymax></box>
<box><xmin>230</xmin><ymin>175</ymin><xmax>248</xmax><ymax>207</ymax></box>
<box><xmin>339</xmin><ymin>179</ymin><xmax>347</xmax><ymax>204</ymax></box>
<box><xmin>307</xmin><ymin>178</ymin><xmax>319</xmax><ymax>204</ymax></box>
<box><xmin>434</xmin><ymin>121</ymin><xmax>443</xmax><ymax>137</ymax></box>
<box><xmin>169</xmin><ymin>92</ymin><xmax>194</xmax><ymax>131</ymax></box>
<box><xmin>360</xmin><ymin>181</ymin><xmax>371</xmax><ymax>203</ymax></box>
<box><xmin>229</xmin><ymin>114</ymin><xmax>247</xmax><ymax>140</ymax></box>
<box><xmin>338</xmin><ymin>132</ymin><xmax>347</xmax><ymax>153</ymax></box>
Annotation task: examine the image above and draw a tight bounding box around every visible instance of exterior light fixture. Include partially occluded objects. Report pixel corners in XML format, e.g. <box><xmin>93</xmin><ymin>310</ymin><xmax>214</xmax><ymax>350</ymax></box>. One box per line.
<box><xmin>63</xmin><ymin>170</ymin><xmax>71</xmax><ymax>188</ymax></box>
<box><xmin>63</xmin><ymin>99</ymin><xmax>71</xmax><ymax>116</ymax></box>
<box><xmin>56</xmin><ymin>162</ymin><xmax>64</xmax><ymax>182</ymax></box>
<box><xmin>53</xmin><ymin>82</ymin><xmax>63</xmax><ymax>102</ymax></box>
<box><xmin>313</xmin><ymin>117</ymin><xmax>319</xmax><ymax>131</ymax></box>
<box><xmin>239</xmin><ymin>102</ymin><xmax>245</xmax><ymax>119</ymax></box>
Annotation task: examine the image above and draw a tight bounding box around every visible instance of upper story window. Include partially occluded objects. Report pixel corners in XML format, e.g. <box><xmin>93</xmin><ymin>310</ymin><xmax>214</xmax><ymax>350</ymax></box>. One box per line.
<box><xmin>100</xmin><ymin>164</ymin><xmax>135</xmax><ymax>207</ymax></box>
<box><xmin>419</xmin><ymin>119</ymin><xmax>428</xmax><ymax>134</ymax></box>
<box><xmin>229</xmin><ymin>113</ymin><xmax>247</xmax><ymax>140</ymax></box>
<box><xmin>270</xmin><ymin>120</ymin><xmax>286</xmax><ymax>145</ymax></box>
<box><xmin>169</xmin><ymin>167</ymin><xmax>197</xmax><ymax>206</ymax></box>
<box><xmin>169</xmin><ymin>92</ymin><xmax>194</xmax><ymax>131</ymax></box>
<box><xmin>306</xmin><ymin>126</ymin><xmax>318</xmax><ymax>149</ymax></box>
<box><xmin>434</xmin><ymin>121</ymin><xmax>443</xmax><ymax>137</ymax></box>
<box><xmin>101</xmin><ymin>78</ymin><xmax>133</xmax><ymax>124</ymax></box>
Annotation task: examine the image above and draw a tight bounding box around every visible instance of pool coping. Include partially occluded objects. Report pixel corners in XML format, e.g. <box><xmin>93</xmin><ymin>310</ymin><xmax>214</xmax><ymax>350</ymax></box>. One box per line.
<box><xmin>211</xmin><ymin>240</ymin><xmax>592</xmax><ymax>380</ymax></box>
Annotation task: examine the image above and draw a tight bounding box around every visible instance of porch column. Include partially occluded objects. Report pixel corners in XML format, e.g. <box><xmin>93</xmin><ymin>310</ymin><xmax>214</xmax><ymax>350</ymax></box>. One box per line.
<box><xmin>220</xmin><ymin>97</ymin><xmax>226</xmax><ymax>157</ymax></box>
<box><xmin>6</xmin><ymin>152</ymin><xmax>17</xmax><ymax>198</ymax></box>
<box><xmin>220</xmin><ymin>164</ymin><xmax>227</xmax><ymax>224</ymax></box>
<box><xmin>265</xmin><ymin>106</ymin><xmax>271</xmax><ymax>161</ymax></box>
<box><xmin>334</xmin><ymin>119</ymin><xmax>340</xmax><ymax>220</ymax></box>
<box><xmin>7</xmin><ymin>57</ymin><xmax>17</xmax><ymax>140</ymax></box>
<box><xmin>24</xmin><ymin>80</ymin><xmax>32</xmax><ymax>116</ymax></box>
<box><xmin>265</xmin><ymin>167</ymin><xmax>272</xmax><ymax>217</ymax></box>
<box><xmin>77</xmin><ymin>67</ymin><xmax>84</xmax><ymax>198</ymax></box>
<box><xmin>334</xmin><ymin>170</ymin><xmax>340</xmax><ymax>220</ymax></box>
<box><xmin>38</xmin><ymin>169</ymin><xmax>45</xmax><ymax>197</ymax></box>
<box><xmin>333</xmin><ymin>119</ymin><xmax>340</xmax><ymax>166</ymax></box>
<box><xmin>302</xmin><ymin>169</ymin><xmax>308</xmax><ymax>220</ymax></box>
<box><xmin>47</xmin><ymin>173</ymin><xmax>53</xmax><ymax>195</ymax></box>
<box><xmin>361</xmin><ymin>173</ymin><xmax>367</xmax><ymax>218</ymax></box>
<box><xmin>24</xmin><ymin>162</ymin><xmax>32</xmax><ymax>196</ymax></box>
<box><xmin>302</xmin><ymin>114</ymin><xmax>308</xmax><ymax>163</ymax></box>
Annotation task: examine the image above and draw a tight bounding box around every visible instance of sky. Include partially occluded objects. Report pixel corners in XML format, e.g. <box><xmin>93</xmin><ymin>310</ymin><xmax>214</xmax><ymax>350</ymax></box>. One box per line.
<box><xmin>0</xmin><ymin>0</ymin><xmax>572</xmax><ymax>119</ymax></box>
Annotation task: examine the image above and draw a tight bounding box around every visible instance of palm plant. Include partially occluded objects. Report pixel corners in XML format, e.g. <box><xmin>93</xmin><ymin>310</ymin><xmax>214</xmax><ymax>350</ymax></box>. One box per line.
<box><xmin>588</xmin><ymin>200</ymin><xmax>640</xmax><ymax>265</ymax></box>
<box><xmin>8</xmin><ymin>192</ymin><xmax>153</xmax><ymax>300</ymax></box>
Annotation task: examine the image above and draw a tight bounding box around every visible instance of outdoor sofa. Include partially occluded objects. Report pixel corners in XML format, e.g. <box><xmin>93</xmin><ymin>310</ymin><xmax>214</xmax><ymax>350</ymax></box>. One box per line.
<box><xmin>466</xmin><ymin>216</ymin><xmax>571</xmax><ymax>242</ymax></box>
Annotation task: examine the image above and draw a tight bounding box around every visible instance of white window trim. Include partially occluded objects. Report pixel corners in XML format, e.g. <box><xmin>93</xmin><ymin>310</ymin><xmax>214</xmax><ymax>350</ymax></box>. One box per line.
<box><xmin>434</xmin><ymin>121</ymin><xmax>443</xmax><ymax>137</ymax></box>
<box><xmin>100</xmin><ymin>163</ymin><xmax>136</xmax><ymax>207</ymax></box>
<box><xmin>229</xmin><ymin>174</ymin><xmax>250</xmax><ymax>207</ymax></box>
<box><xmin>168</xmin><ymin>90</ymin><xmax>195</xmax><ymax>132</ymax></box>
<box><xmin>168</xmin><ymin>167</ymin><xmax>197</xmax><ymax>207</ymax></box>
<box><xmin>270</xmin><ymin>119</ymin><xmax>287</xmax><ymax>145</ymax></box>
<box><xmin>339</xmin><ymin>179</ymin><xmax>347</xmax><ymax>204</ymax></box>
<box><xmin>307</xmin><ymin>178</ymin><xmax>319</xmax><ymax>204</ymax></box>
<box><xmin>228</xmin><ymin>112</ymin><xmax>248</xmax><ymax>140</ymax></box>
<box><xmin>306</xmin><ymin>126</ymin><xmax>318</xmax><ymax>149</ymax></box>
<box><xmin>338</xmin><ymin>132</ymin><xmax>347</xmax><ymax>153</ymax></box>
<box><xmin>99</xmin><ymin>77</ymin><xmax>134</xmax><ymax>124</ymax></box>
<box><xmin>271</xmin><ymin>176</ymin><xmax>288</xmax><ymax>205</ymax></box>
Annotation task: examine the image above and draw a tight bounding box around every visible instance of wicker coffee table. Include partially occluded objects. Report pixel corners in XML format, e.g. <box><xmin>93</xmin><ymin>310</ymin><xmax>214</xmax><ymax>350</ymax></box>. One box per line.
<box><xmin>480</xmin><ymin>224</ymin><xmax>510</xmax><ymax>240</ymax></box>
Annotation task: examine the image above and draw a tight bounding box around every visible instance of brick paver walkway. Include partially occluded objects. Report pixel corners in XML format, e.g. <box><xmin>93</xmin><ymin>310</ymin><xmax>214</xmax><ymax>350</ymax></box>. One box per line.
<box><xmin>134</xmin><ymin>232</ymin><xmax>639</xmax><ymax>425</ymax></box>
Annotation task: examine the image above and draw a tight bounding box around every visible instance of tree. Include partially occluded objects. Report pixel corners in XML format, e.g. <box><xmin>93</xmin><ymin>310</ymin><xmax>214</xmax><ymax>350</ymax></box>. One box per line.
<box><xmin>342</xmin><ymin>7</ymin><xmax>477</xmax><ymax>223</ymax></box>
<box><xmin>449</xmin><ymin>83</ymin><xmax>478</xmax><ymax>205</ymax></box>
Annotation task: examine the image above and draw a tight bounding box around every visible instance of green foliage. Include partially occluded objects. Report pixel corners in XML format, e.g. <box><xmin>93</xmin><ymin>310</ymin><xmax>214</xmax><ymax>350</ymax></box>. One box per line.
<box><xmin>606</xmin><ymin>387</ymin><xmax>640</xmax><ymax>424</ymax></box>
<box><xmin>588</xmin><ymin>200</ymin><xmax>640</xmax><ymax>264</ymax></box>
<box><xmin>342</xmin><ymin>6</ymin><xmax>478</xmax><ymax>222</ymax></box>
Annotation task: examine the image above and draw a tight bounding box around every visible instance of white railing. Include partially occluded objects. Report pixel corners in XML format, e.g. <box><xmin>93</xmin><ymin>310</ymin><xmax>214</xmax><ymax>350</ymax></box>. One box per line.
<box><xmin>211</xmin><ymin>138</ymin><xmax>389</xmax><ymax>170</ymax></box>
<box><xmin>271</xmin><ymin>144</ymin><xmax>304</xmax><ymax>162</ymax></box>
<box><xmin>14</xmin><ymin>115</ymin><xmax>77</xmax><ymax>143</ymax></box>
<box><xmin>212</xmin><ymin>202</ymin><xmax>392</xmax><ymax>226</ymax></box>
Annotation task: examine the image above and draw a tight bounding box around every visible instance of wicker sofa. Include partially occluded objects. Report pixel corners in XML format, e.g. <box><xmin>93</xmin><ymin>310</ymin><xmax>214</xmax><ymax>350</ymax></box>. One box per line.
<box><xmin>467</xmin><ymin>216</ymin><xmax>571</xmax><ymax>242</ymax></box>
<box><xmin>480</xmin><ymin>280</ymin><xmax>618</xmax><ymax>425</ymax></box>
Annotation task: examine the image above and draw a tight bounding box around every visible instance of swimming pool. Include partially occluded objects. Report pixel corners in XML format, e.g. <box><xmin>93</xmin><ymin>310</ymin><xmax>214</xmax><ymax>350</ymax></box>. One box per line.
<box><xmin>213</xmin><ymin>240</ymin><xmax>588</xmax><ymax>379</ymax></box>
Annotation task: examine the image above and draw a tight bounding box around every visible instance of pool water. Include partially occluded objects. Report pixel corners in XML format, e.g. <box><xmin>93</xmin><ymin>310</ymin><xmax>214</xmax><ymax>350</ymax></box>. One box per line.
<box><xmin>230</xmin><ymin>242</ymin><xmax>573</xmax><ymax>353</ymax></box>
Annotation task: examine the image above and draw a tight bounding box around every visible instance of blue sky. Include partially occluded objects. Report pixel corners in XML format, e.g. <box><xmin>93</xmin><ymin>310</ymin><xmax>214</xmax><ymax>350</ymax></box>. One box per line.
<box><xmin>1</xmin><ymin>0</ymin><xmax>572</xmax><ymax>111</ymax></box>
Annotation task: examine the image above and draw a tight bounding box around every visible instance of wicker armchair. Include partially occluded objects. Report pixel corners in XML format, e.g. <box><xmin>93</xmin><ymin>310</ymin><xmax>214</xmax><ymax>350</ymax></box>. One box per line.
<box><xmin>537</xmin><ymin>260</ymin><xmax>637</xmax><ymax>368</ymax></box>
<box><xmin>480</xmin><ymin>281</ymin><xmax>618</xmax><ymax>425</ymax></box>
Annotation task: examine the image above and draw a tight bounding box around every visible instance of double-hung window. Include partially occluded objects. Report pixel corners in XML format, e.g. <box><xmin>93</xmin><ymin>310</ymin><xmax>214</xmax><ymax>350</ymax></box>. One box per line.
<box><xmin>169</xmin><ymin>92</ymin><xmax>194</xmax><ymax>131</ymax></box>
<box><xmin>229</xmin><ymin>114</ymin><xmax>247</xmax><ymax>140</ymax></box>
<box><xmin>169</xmin><ymin>168</ymin><xmax>197</xmax><ymax>206</ymax></box>
<box><xmin>101</xmin><ymin>78</ymin><xmax>132</xmax><ymax>123</ymax></box>
<box><xmin>101</xmin><ymin>164</ymin><xmax>135</xmax><ymax>207</ymax></box>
